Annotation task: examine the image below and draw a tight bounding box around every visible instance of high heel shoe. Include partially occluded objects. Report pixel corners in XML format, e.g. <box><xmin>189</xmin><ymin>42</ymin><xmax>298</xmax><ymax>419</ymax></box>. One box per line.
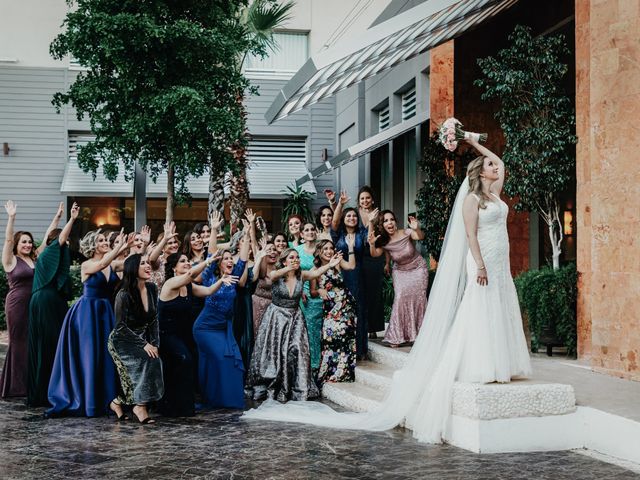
<box><xmin>109</xmin><ymin>401</ymin><xmax>128</xmax><ymax>421</ymax></box>
<box><xmin>132</xmin><ymin>405</ymin><xmax>156</xmax><ymax>424</ymax></box>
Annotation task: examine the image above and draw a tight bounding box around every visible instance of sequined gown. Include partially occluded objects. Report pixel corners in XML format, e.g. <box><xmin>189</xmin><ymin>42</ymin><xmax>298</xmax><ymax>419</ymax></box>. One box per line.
<box><xmin>252</xmin><ymin>275</ymin><xmax>272</xmax><ymax>333</ymax></box>
<box><xmin>47</xmin><ymin>270</ymin><xmax>118</xmax><ymax>416</ymax></box>
<box><xmin>246</xmin><ymin>277</ymin><xmax>319</xmax><ymax>402</ymax></box>
<box><xmin>1</xmin><ymin>257</ymin><xmax>33</xmax><ymax>397</ymax></box>
<box><xmin>383</xmin><ymin>231</ymin><xmax>428</xmax><ymax>345</ymax></box>
<box><xmin>108</xmin><ymin>284</ymin><xmax>164</xmax><ymax>405</ymax></box>
<box><xmin>294</xmin><ymin>245</ymin><xmax>323</xmax><ymax>370</ymax></box>
<box><xmin>317</xmin><ymin>268</ymin><xmax>357</xmax><ymax>383</ymax></box>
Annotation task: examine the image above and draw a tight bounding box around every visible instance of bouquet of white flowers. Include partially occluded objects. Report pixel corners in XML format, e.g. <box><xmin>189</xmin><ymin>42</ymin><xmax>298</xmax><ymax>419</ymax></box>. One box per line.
<box><xmin>438</xmin><ymin>118</ymin><xmax>488</xmax><ymax>152</ymax></box>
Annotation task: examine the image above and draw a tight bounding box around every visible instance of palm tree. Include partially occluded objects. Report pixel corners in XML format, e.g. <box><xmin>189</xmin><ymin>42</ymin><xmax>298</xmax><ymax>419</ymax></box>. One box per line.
<box><xmin>208</xmin><ymin>0</ymin><xmax>294</xmax><ymax>229</ymax></box>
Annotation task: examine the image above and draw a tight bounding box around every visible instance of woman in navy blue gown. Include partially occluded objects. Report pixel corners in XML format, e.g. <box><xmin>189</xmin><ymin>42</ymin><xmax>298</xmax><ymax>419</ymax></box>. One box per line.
<box><xmin>158</xmin><ymin>252</ymin><xmax>237</xmax><ymax>417</ymax></box>
<box><xmin>47</xmin><ymin>229</ymin><xmax>133</xmax><ymax>417</ymax></box>
<box><xmin>193</xmin><ymin>212</ymin><xmax>251</xmax><ymax>409</ymax></box>
<box><xmin>330</xmin><ymin>191</ymin><xmax>369</xmax><ymax>358</ymax></box>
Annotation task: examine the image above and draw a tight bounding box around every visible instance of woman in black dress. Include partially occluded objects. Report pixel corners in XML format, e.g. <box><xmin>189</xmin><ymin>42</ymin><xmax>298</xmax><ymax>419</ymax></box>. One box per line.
<box><xmin>158</xmin><ymin>252</ymin><xmax>237</xmax><ymax>417</ymax></box>
<box><xmin>108</xmin><ymin>254</ymin><xmax>163</xmax><ymax>424</ymax></box>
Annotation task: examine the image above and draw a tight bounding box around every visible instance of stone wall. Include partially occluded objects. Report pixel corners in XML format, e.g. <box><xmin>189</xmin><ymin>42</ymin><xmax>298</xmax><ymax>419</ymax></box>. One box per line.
<box><xmin>575</xmin><ymin>0</ymin><xmax>640</xmax><ymax>380</ymax></box>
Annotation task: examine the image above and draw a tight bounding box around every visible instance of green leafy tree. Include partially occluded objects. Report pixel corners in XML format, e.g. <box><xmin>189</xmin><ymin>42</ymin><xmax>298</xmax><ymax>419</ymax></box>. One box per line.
<box><xmin>475</xmin><ymin>25</ymin><xmax>577</xmax><ymax>269</ymax></box>
<box><xmin>209</xmin><ymin>0</ymin><xmax>294</xmax><ymax>229</ymax></box>
<box><xmin>416</xmin><ymin>132</ymin><xmax>475</xmax><ymax>262</ymax></box>
<box><xmin>50</xmin><ymin>0</ymin><xmax>251</xmax><ymax>222</ymax></box>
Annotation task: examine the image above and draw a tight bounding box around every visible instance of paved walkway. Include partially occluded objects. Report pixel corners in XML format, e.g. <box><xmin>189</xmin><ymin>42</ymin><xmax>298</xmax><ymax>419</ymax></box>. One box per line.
<box><xmin>1</xmin><ymin>343</ymin><xmax>639</xmax><ymax>479</ymax></box>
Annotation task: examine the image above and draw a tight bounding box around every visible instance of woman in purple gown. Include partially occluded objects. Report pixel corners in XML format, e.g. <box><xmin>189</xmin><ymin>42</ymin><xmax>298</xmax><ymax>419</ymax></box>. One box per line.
<box><xmin>368</xmin><ymin>209</ymin><xmax>428</xmax><ymax>347</ymax></box>
<box><xmin>1</xmin><ymin>200</ymin><xmax>37</xmax><ymax>398</ymax></box>
<box><xmin>47</xmin><ymin>229</ymin><xmax>133</xmax><ymax>417</ymax></box>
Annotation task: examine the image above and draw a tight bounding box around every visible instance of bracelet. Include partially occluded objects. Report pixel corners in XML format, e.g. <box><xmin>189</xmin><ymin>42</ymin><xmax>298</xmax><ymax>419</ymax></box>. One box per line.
<box><xmin>477</xmin><ymin>265</ymin><xmax>486</xmax><ymax>270</ymax></box>
<box><xmin>348</xmin><ymin>251</ymin><xmax>354</xmax><ymax>254</ymax></box>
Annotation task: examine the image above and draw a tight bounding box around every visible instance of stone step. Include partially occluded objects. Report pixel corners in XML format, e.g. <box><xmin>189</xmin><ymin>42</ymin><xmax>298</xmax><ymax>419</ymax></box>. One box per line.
<box><xmin>322</xmin><ymin>381</ymin><xmax>383</xmax><ymax>413</ymax></box>
<box><xmin>366</xmin><ymin>341</ymin><xmax>408</xmax><ymax>369</ymax></box>
<box><xmin>354</xmin><ymin>360</ymin><xmax>394</xmax><ymax>390</ymax></box>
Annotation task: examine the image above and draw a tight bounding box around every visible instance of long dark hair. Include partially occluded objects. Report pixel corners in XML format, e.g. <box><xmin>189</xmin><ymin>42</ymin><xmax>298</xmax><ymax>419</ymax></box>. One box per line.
<box><xmin>357</xmin><ymin>185</ymin><xmax>376</xmax><ymax>205</ymax></box>
<box><xmin>313</xmin><ymin>239</ymin><xmax>334</xmax><ymax>268</ymax></box>
<box><xmin>182</xmin><ymin>230</ymin><xmax>203</xmax><ymax>261</ymax></box>
<box><xmin>375</xmin><ymin>209</ymin><xmax>397</xmax><ymax>247</ymax></box>
<box><xmin>164</xmin><ymin>252</ymin><xmax>186</xmax><ymax>281</ymax></box>
<box><xmin>119</xmin><ymin>254</ymin><xmax>146</xmax><ymax>318</ymax></box>
<box><xmin>338</xmin><ymin>207</ymin><xmax>359</xmax><ymax>233</ymax></box>
<box><xmin>13</xmin><ymin>231</ymin><xmax>36</xmax><ymax>260</ymax></box>
<box><xmin>315</xmin><ymin>205</ymin><xmax>333</xmax><ymax>231</ymax></box>
<box><xmin>46</xmin><ymin>228</ymin><xmax>62</xmax><ymax>246</ymax></box>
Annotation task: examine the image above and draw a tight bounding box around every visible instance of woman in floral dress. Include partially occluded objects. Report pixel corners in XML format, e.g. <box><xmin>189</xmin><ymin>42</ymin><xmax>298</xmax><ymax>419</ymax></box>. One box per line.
<box><xmin>312</xmin><ymin>239</ymin><xmax>357</xmax><ymax>383</ymax></box>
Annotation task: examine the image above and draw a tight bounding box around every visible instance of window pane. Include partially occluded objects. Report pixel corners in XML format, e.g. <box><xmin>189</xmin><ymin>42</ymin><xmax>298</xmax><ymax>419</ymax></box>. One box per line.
<box><xmin>244</xmin><ymin>32</ymin><xmax>308</xmax><ymax>74</ymax></box>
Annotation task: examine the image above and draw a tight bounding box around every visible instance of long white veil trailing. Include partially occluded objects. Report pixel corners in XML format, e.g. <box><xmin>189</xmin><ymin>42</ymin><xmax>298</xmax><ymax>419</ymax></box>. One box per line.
<box><xmin>242</xmin><ymin>178</ymin><xmax>471</xmax><ymax>443</ymax></box>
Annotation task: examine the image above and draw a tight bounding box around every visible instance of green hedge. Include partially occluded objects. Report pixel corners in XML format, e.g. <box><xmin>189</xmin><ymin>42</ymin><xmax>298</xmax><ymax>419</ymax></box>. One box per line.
<box><xmin>514</xmin><ymin>263</ymin><xmax>577</xmax><ymax>356</ymax></box>
<box><xmin>382</xmin><ymin>268</ymin><xmax>437</xmax><ymax>323</ymax></box>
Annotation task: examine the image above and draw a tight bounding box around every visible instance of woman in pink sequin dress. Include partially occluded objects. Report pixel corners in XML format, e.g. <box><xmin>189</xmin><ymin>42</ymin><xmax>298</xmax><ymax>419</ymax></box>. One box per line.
<box><xmin>367</xmin><ymin>210</ymin><xmax>428</xmax><ymax>346</ymax></box>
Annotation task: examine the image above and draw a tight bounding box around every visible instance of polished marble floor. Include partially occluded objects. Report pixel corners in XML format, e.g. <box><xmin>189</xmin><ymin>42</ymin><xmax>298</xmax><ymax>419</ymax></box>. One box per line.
<box><xmin>0</xmin><ymin>396</ymin><xmax>638</xmax><ymax>480</ymax></box>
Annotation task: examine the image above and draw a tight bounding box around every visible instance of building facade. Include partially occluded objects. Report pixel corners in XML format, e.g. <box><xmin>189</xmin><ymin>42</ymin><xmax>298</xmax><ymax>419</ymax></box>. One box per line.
<box><xmin>0</xmin><ymin>0</ymin><xmax>390</xmax><ymax>241</ymax></box>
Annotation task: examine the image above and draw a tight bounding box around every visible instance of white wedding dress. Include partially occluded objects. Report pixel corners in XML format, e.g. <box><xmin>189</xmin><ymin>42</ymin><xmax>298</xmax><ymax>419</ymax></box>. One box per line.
<box><xmin>243</xmin><ymin>178</ymin><xmax>531</xmax><ymax>443</ymax></box>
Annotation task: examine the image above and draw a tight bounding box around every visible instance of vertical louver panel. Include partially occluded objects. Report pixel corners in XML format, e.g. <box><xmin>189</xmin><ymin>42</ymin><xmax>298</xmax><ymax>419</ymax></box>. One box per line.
<box><xmin>401</xmin><ymin>87</ymin><xmax>416</xmax><ymax>121</ymax></box>
<box><xmin>244</xmin><ymin>32</ymin><xmax>309</xmax><ymax>75</ymax></box>
<box><xmin>378</xmin><ymin>106</ymin><xmax>390</xmax><ymax>132</ymax></box>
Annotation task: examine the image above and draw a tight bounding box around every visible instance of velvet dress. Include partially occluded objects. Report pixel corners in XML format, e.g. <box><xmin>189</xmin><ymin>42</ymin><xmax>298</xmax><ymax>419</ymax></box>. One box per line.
<box><xmin>246</xmin><ymin>276</ymin><xmax>319</xmax><ymax>402</ymax></box>
<box><xmin>383</xmin><ymin>231</ymin><xmax>429</xmax><ymax>345</ymax></box>
<box><xmin>158</xmin><ymin>284</ymin><xmax>197</xmax><ymax>417</ymax></box>
<box><xmin>330</xmin><ymin>226</ymin><xmax>367</xmax><ymax>357</ymax></box>
<box><xmin>108</xmin><ymin>284</ymin><xmax>164</xmax><ymax>405</ymax></box>
<box><xmin>27</xmin><ymin>241</ymin><xmax>72</xmax><ymax>407</ymax></box>
<box><xmin>294</xmin><ymin>245</ymin><xmax>323</xmax><ymax>371</ymax></box>
<box><xmin>233</xmin><ymin>265</ymin><xmax>254</xmax><ymax>374</ymax></box>
<box><xmin>46</xmin><ymin>269</ymin><xmax>118</xmax><ymax>417</ymax></box>
<box><xmin>1</xmin><ymin>257</ymin><xmax>34</xmax><ymax>397</ymax></box>
<box><xmin>193</xmin><ymin>260</ymin><xmax>246</xmax><ymax>409</ymax></box>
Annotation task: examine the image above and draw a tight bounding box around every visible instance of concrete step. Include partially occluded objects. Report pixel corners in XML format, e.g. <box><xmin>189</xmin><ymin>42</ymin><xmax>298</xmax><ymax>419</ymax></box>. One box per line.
<box><xmin>366</xmin><ymin>341</ymin><xmax>408</xmax><ymax>369</ymax></box>
<box><xmin>354</xmin><ymin>360</ymin><xmax>394</xmax><ymax>390</ymax></box>
<box><xmin>322</xmin><ymin>381</ymin><xmax>384</xmax><ymax>413</ymax></box>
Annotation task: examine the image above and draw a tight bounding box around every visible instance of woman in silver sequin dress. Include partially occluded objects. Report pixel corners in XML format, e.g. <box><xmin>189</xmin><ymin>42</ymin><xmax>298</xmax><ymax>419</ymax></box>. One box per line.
<box><xmin>246</xmin><ymin>248</ymin><xmax>342</xmax><ymax>402</ymax></box>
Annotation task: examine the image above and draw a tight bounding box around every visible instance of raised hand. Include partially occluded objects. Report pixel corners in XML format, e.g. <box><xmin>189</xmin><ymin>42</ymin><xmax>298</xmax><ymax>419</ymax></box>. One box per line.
<box><xmin>245</xmin><ymin>208</ymin><xmax>256</xmax><ymax>224</ymax></box>
<box><xmin>54</xmin><ymin>201</ymin><xmax>64</xmax><ymax>219</ymax></box>
<box><xmin>408</xmin><ymin>216</ymin><xmax>419</xmax><ymax>230</ymax></box>
<box><xmin>367</xmin><ymin>229</ymin><xmax>380</xmax><ymax>246</ymax></box>
<box><xmin>324</xmin><ymin>189</ymin><xmax>336</xmax><ymax>204</ymax></box>
<box><xmin>125</xmin><ymin>232</ymin><xmax>137</xmax><ymax>249</ymax></box>
<box><xmin>241</xmin><ymin>218</ymin><xmax>251</xmax><ymax>234</ymax></box>
<box><xmin>328</xmin><ymin>252</ymin><xmax>343</xmax><ymax>268</ymax></box>
<box><xmin>367</xmin><ymin>208</ymin><xmax>379</xmax><ymax>225</ymax></box>
<box><xmin>220</xmin><ymin>274</ymin><xmax>240</xmax><ymax>286</ymax></box>
<box><xmin>210</xmin><ymin>211</ymin><xmax>223</xmax><ymax>231</ymax></box>
<box><xmin>145</xmin><ymin>241</ymin><xmax>157</xmax><ymax>256</ymax></box>
<box><xmin>163</xmin><ymin>221</ymin><xmax>178</xmax><ymax>241</ymax></box>
<box><xmin>339</xmin><ymin>190</ymin><xmax>350</xmax><ymax>205</ymax></box>
<box><xmin>69</xmin><ymin>202</ymin><xmax>80</xmax><ymax>219</ymax></box>
<box><xmin>139</xmin><ymin>225</ymin><xmax>151</xmax><ymax>244</ymax></box>
<box><xmin>4</xmin><ymin>200</ymin><xmax>16</xmax><ymax>217</ymax></box>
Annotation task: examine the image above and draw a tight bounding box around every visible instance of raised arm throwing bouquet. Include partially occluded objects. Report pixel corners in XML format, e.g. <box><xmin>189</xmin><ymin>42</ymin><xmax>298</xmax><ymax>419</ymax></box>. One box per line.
<box><xmin>439</xmin><ymin>118</ymin><xmax>488</xmax><ymax>151</ymax></box>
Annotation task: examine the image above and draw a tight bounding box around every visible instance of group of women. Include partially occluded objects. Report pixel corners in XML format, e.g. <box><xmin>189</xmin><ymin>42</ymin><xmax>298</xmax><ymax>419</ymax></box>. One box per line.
<box><xmin>2</xmin><ymin>177</ymin><xmax>433</xmax><ymax>421</ymax></box>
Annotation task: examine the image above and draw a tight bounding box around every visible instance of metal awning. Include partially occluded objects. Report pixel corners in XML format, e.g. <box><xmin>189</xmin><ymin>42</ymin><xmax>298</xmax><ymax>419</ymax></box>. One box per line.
<box><xmin>266</xmin><ymin>0</ymin><xmax>518</xmax><ymax>123</ymax></box>
<box><xmin>61</xmin><ymin>160</ymin><xmax>316</xmax><ymax>199</ymax></box>
<box><xmin>295</xmin><ymin>110</ymin><xmax>428</xmax><ymax>186</ymax></box>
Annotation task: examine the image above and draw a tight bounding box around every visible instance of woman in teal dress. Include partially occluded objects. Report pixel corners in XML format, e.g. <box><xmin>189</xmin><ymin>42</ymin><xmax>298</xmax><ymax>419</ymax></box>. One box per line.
<box><xmin>294</xmin><ymin>223</ymin><xmax>323</xmax><ymax>373</ymax></box>
<box><xmin>27</xmin><ymin>203</ymin><xmax>79</xmax><ymax>407</ymax></box>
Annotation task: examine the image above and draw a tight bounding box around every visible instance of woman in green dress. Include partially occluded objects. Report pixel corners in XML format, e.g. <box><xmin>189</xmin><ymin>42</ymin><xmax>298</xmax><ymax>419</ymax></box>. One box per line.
<box><xmin>27</xmin><ymin>202</ymin><xmax>79</xmax><ymax>407</ymax></box>
<box><xmin>294</xmin><ymin>223</ymin><xmax>323</xmax><ymax>374</ymax></box>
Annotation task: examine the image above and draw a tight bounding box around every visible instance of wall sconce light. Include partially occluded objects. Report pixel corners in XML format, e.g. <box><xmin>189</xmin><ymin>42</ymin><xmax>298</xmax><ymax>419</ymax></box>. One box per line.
<box><xmin>2</xmin><ymin>143</ymin><xmax>9</xmax><ymax>155</ymax></box>
<box><xmin>563</xmin><ymin>210</ymin><xmax>574</xmax><ymax>236</ymax></box>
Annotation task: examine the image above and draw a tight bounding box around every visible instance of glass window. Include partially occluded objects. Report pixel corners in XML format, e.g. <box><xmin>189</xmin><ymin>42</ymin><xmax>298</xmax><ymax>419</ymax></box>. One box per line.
<box><xmin>244</xmin><ymin>32</ymin><xmax>308</xmax><ymax>76</ymax></box>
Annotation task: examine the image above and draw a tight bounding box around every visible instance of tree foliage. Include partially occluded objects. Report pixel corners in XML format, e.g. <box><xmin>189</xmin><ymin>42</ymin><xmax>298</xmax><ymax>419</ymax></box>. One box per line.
<box><xmin>281</xmin><ymin>184</ymin><xmax>314</xmax><ymax>227</ymax></box>
<box><xmin>415</xmin><ymin>132</ymin><xmax>476</xmax><ymax>261</ymax></box>
<box><xmin>50</xmin><ymin>0</ymin><xmax>251</xmax><ymax>207</ymax></box>
<box><xmin>475</xmin><ymin>25</ymin><xmax>577</xmax><ymax>268</ymax></box>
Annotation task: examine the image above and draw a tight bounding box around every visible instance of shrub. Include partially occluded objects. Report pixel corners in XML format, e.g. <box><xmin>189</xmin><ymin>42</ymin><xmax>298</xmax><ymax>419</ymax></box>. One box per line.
<box><xmin>68</xmin><ymin>263</ymin><xmax>84</xmax><ymax>306</ymax></box>
<box><xmin>514</xmin><ymin>263</ymin><xmax>577</xmax><ymax>355</ymax></box>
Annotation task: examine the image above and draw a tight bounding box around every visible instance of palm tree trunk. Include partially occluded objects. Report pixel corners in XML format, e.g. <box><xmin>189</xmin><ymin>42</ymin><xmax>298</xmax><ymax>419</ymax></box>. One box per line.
<box><xmin>229</xmin><ymin>98</ymin><xmax>250</xmax><ymax>231</ymax></box>
<box><xmin>208</xmin><ymin>166</ymin><xmax>226</xmax><ymax>228</ymax></box>
<box><xmin>166</xmin><ymin>163</ymin><xmax>175</xmax><ymax>223</ymax></box>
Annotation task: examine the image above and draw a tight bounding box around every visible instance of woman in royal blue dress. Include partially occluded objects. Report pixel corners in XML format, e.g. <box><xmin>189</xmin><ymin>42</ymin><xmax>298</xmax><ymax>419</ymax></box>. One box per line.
<box><xmin>193</xmin><ymin>212</ymin><xmax>251</xmax><ymax>409</ymax></box>
<box><xmin>159</xmin><ymin>252</ymin><xmax>237</xmax><ymax>416</ymax></box>
<box><xmin>47</xmin><ymin>229</ymin><xmax>134</xmax><ymax>417</ymax></box>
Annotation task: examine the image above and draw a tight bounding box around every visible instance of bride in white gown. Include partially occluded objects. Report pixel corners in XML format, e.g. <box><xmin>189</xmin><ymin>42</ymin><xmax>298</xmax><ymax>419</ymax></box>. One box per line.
<box><xmin>243</xmin><ymin>135</ymin><xmax>531</xmax><ymax>443</ymax></box>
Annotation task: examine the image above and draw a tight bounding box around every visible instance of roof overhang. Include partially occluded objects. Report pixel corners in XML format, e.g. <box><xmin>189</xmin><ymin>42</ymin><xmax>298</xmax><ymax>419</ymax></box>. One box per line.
<box><xmin>295</xmin><ymin>110</ymin><xmax>428</xmax><ymax>186</ymax></box>
<box><xmin>267</xmin><ymin>0</ymin><xmax>518</xmax><ymax>123</ymax></box>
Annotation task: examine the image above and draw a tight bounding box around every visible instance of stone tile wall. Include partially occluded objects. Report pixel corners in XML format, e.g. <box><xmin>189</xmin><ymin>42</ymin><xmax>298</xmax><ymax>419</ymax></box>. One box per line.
<box><xmin>575</xmin><ymin>0</ymin><xmax>640</xmax><ymax>380</ymax></box>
